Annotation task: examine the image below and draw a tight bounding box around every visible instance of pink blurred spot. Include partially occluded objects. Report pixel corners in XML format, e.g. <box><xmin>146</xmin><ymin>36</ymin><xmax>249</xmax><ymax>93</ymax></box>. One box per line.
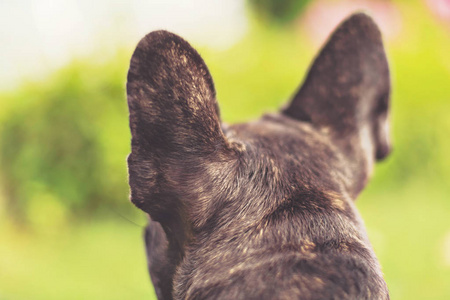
<box><xmin>426</xmin><ymin>0</ymin><xmax>450</xmax><ymax>22</ymax></box>
<box><xmin>300</xmin><ymin>0</ymin><xmax>402</xmax><ymax>46</ymax></box>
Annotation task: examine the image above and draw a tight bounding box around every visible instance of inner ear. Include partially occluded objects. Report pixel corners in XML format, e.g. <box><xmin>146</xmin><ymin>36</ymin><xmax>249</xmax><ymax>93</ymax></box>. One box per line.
<box><xmin>283</xmin><ymin>13</ymin><xmax>391</xmax><ymax>159</ymax></box>
<box><xmin>373</xmin><ymin>93</ymin><xmax>391</xmax><ymax>160</ymax></box>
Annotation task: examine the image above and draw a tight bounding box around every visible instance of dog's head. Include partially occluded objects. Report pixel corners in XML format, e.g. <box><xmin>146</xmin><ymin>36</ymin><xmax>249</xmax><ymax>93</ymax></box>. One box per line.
<box><xmin>127</xmin><ymin>12</ymin><xmax>390</xmax><ymax>299</ymax></box>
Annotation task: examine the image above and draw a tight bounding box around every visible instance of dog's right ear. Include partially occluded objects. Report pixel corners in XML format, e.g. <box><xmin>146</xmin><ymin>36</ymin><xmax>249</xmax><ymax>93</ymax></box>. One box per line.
<box><xmin>283</xmin><ymin>13</ymin><xmax>391</xmax><ymax>161</ymax></box>
<box><xmin>127</xmin><ymin>31</ymin><xmax>237</xmax><ymax>230</ymax></box>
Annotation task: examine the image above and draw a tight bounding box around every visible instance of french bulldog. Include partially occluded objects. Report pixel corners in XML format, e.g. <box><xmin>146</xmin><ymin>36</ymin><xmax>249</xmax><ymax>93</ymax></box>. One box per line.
<box><xmin>126</xmin><ymin>12</ymin><xmax>391</xmax><ymax>300</ymax></box>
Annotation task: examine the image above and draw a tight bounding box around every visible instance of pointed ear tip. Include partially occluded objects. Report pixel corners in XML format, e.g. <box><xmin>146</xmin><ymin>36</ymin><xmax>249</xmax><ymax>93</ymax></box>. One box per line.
<box><xmin>135</xmin><ymin>30</ymin><xmax>186</xmax><ymax>53</ymax></box>
<box><xmin>346</xmin><ymin>12</ymin><xmax>375</xmax><ymax>23</ymax></box>
<box><xmin>144</xmin><ymin>29</ymin><xmax>182</xmax><ymax>42</ymax></box>
<box><xmin>343</xmin><ymin>12</ymin><xmax>381</xmax><ymax>31</ymax></box>
<box><xmin>127</xmin><ymin>29</ymin><xmax>194</xmax><ymax>85</ymax></box>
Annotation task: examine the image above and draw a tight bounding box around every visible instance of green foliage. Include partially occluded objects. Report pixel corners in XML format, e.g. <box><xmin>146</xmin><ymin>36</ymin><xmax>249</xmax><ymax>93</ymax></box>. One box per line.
<box><xmin>0</xmin><ymin>57</ymin><xmax>133</xmax><ymax>225</ymax></box>
<box><xmin>248</xmin><ymin>0</ymin><xmax>313</xmax><ymax>24</ymax></box>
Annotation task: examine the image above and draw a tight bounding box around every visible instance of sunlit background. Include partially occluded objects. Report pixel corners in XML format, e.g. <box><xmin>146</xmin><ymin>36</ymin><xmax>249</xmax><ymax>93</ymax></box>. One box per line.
<box><xmin>0</xmin><ymin>0</ymin><xmax>449</xmax><ymax>299</ymax></box>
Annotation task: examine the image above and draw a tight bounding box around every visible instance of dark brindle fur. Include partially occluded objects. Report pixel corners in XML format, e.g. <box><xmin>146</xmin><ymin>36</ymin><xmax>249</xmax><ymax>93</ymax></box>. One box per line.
<box><xmin>126</xmin><ymin>13</ymin><xmax>391</xmax><ymax>300</ymax></box>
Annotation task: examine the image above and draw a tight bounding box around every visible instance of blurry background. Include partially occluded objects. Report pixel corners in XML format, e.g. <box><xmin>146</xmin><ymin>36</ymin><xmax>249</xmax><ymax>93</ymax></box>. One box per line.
<box><xmin>0</xmin><ymin>0</ymin><xmax>449</xmax><ymax>299</ymax></box>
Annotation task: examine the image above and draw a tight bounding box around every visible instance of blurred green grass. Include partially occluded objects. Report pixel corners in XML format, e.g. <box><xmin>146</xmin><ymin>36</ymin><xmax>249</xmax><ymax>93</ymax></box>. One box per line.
<box><xmin>1</xmin><ymin>1</ymin><xmax>449</xmax><ymax>299</ymax></box>
<box><xmin>0</xmin><ymin>218</ymin><xmax>156</xmax><ymax>300</ymax></box>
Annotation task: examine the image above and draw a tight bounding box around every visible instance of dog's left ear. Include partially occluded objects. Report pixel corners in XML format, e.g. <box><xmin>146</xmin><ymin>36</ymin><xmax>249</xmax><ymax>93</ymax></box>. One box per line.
<box><xmin>284</xmin><ymin>13</ymin><xmax>391</xmax><ymax>160</ymax></box>
<box><xmin>127</xmin><ymin>31</ymin><xmax>236</xmax><ymax>232</ymax></box>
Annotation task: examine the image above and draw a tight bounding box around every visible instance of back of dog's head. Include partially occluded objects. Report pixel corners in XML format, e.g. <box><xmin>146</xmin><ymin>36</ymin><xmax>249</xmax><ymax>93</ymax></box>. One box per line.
<box><xmin>127</xmin><ymin>13</ymin><xmax>391</xmax><ymax>300</ymax></box>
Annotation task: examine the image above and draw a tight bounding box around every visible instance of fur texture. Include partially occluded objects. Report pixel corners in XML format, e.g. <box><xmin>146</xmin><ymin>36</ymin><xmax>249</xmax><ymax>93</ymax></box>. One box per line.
<box><xmin>127</xmin><ymin>13</ymin><xmax>391</xmax><ymax>300</ymax></box>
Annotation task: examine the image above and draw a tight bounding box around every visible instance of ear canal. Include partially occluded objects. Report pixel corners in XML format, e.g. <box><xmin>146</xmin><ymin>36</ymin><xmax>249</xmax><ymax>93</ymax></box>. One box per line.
<box><xmin>283</xmin><ymin>12</ymin><xmax>391</xmax><ymax>142</ymax></box>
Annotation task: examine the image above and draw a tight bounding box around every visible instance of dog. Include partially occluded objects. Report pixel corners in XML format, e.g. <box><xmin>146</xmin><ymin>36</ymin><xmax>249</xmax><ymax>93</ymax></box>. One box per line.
<box><xmin>126</xmin><ymin>12</ymin><xmax>391</xmax><ymax>300</ymax></box>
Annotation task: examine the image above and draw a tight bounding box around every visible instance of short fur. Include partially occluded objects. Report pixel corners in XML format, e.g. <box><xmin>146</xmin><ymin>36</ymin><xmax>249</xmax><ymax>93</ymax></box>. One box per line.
<box><xmin>127</xmin><ymin>13</ymin><xmax>391</xmax><ymax>300</ymax></box>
